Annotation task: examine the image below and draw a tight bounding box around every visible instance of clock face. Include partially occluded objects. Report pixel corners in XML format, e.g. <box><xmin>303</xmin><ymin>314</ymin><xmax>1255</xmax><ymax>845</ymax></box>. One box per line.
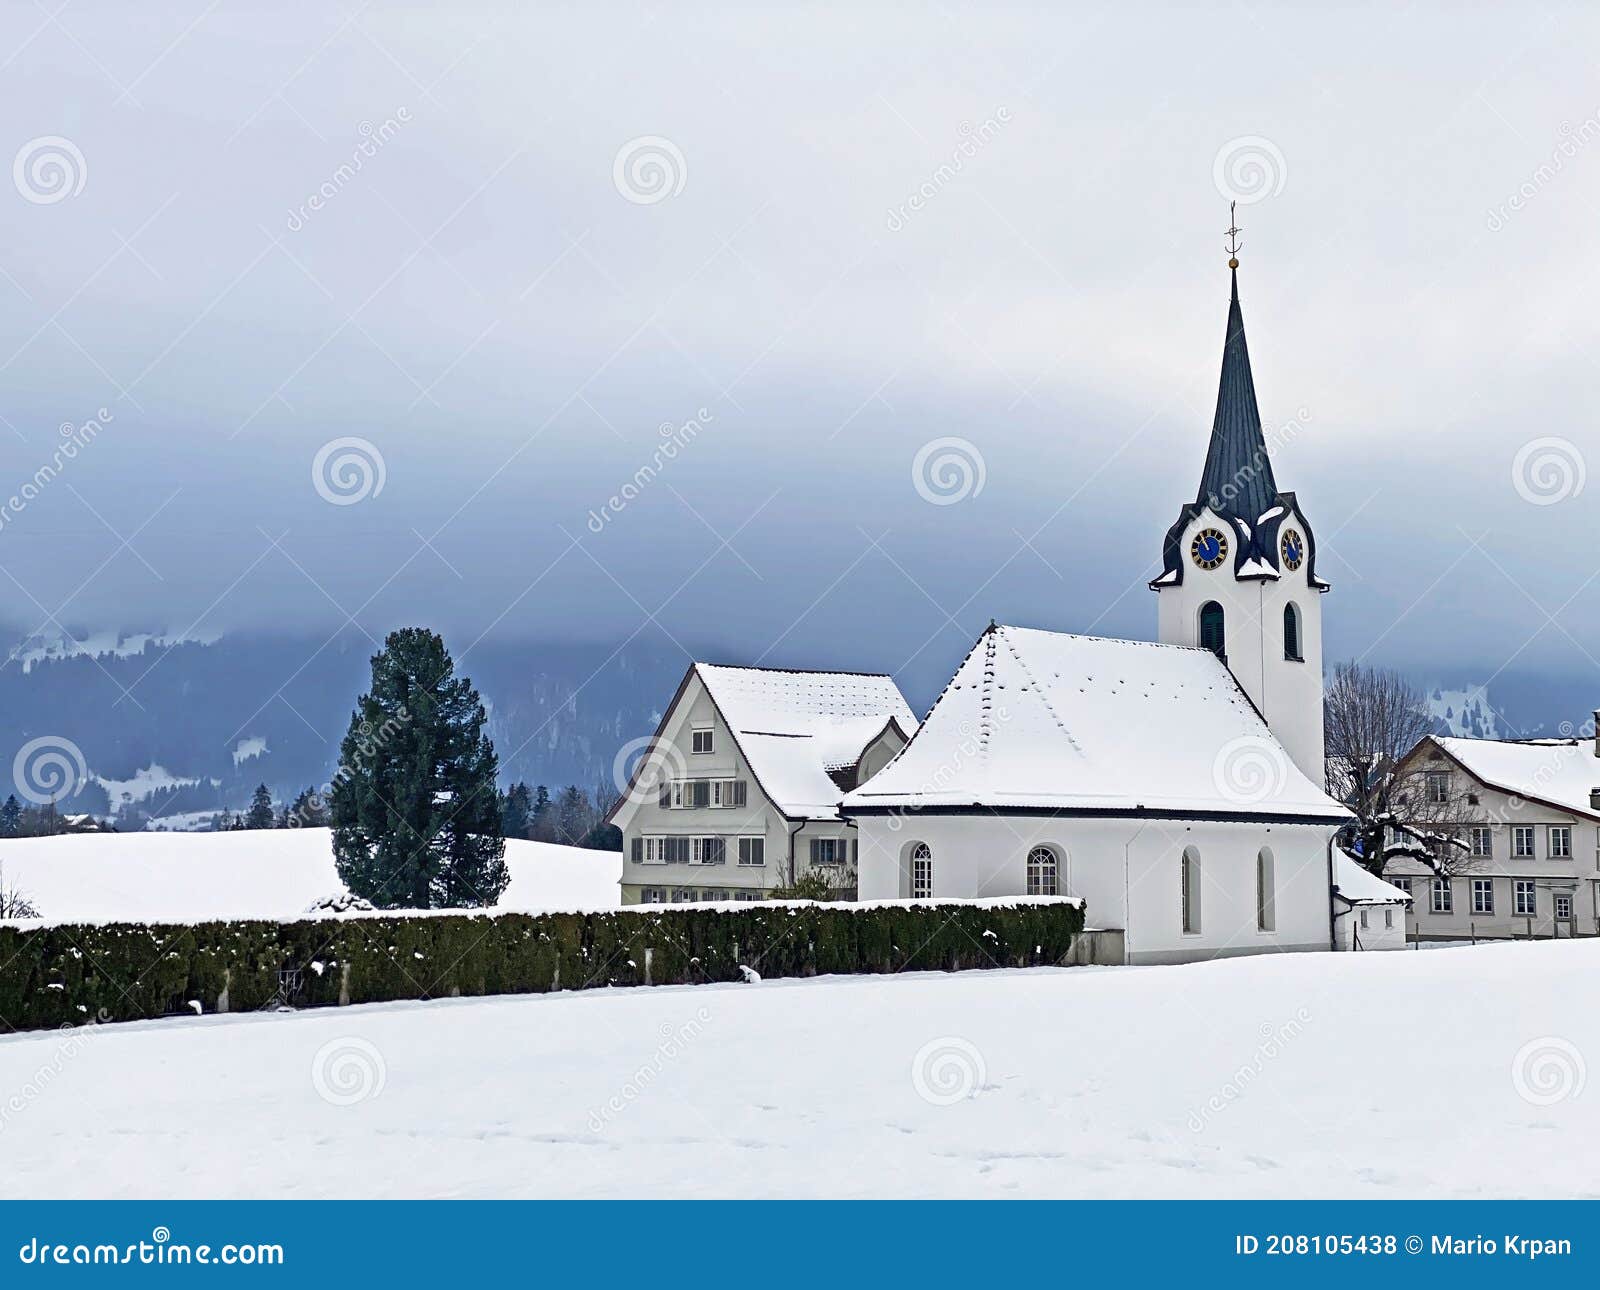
<box><xmin>1190</xmin><ymin>527</ymin><xmax>1228</xmax><ymax>570</ymax></box>
<box><xmin>1280</xmin><ymin>529</ymin><xmax>1305</xmax><ymax>571</ymax></box>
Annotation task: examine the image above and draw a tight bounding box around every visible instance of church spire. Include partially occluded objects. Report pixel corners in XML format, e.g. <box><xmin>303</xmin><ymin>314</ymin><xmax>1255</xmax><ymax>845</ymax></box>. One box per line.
<box><xmin>1196</xmin><ymin>207</ymin><xmax>1278</xmax><ymax>522</ymax></box>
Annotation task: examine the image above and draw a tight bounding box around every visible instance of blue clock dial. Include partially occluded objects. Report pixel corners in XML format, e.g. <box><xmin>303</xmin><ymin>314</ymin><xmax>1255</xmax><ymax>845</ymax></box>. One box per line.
<box><xmin>1189</xmin><ymin>528</ymin><xmax>1228</xmax><ymax>570</ymax></box>
<box><xmin>1280</xmin><ymin>529</ymin><xmax>1305</xmax><ymax>571</ymax></box>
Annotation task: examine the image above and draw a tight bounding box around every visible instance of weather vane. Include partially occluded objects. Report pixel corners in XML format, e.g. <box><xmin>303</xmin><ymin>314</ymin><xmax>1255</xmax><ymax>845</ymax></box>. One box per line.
<box><xmin>1225</xmin><ymin>200</ymin><xmax>1242</xmax><ymax>269</ymax></box>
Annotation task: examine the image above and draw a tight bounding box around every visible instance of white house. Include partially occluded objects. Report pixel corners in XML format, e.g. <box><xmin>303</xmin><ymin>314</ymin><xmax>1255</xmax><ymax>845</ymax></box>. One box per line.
<box><xmin>1388</xmin><ymin>731</ymin><xmax>1600</xmax><ymax>939</ymax></box>
<box><xmin>1331</xmin><ymin>850</ymin><xmax>1412</xmax><ymax>951</ymax></box>
<box><xmin>608</xmin><ymin>663</ymin><xmax>916</xmax><ymax>903</ymax></box>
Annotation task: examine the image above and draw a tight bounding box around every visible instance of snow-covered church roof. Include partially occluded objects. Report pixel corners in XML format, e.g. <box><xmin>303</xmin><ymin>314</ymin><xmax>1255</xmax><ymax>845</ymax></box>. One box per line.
<box><xmin>695</xmin><ymin>664</ymin><xmax>917</xmax><ymax>820</ymax></box>
<box><xmin>841</xmin><ymin>624</ymin><xmax>1349</xmax><ymax>822</ymax></box>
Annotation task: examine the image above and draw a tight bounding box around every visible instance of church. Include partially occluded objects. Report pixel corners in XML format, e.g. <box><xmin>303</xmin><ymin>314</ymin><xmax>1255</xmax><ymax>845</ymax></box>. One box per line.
<box><xmin>612</xmin><ymin>243</ymin><xmax>1378</xmax><ymax>963</ymax></box>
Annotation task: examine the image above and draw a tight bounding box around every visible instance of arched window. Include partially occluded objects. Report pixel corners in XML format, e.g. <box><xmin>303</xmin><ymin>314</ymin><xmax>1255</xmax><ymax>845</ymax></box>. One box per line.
<box><xmin>1256</xmin><ymin>847</ymin><xmax>1276</xmax><ymax>931</ymax></box>
<box><xmin>910</xmin><ymin>842</ymin><xmax>933</xmax><ymax>899</ymax></box>
<box><xmin>1026</xmin><ymin>845</ymin><xmax>1059</xmax><ymax>896</ymax></box>
<box><xmin>1199</xmin><ymin>602</ymin><xmax>1225</xmax><ymax>658</ymax></box>
<box><xmin>1283</xmin><ymin>602</ymin><xmax>1302</xmax><ymax>661</ymax></box>
<box><xmin>1181</xmin><ymin>846</ymin><xmax>1202</xmax><ymax>934</ymax></box>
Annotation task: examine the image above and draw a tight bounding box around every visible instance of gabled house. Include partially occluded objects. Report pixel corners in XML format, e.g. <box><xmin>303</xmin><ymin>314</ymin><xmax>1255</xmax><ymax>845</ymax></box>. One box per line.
<box><xmin>608</xmin><ymin>663</ymin><xmax>917</xmax><ymax>903</ymax></box>
<box><xmin>1388</xmin><ymin>731</ymin><xmax>1600</xmax><ymax>939</ymax></box>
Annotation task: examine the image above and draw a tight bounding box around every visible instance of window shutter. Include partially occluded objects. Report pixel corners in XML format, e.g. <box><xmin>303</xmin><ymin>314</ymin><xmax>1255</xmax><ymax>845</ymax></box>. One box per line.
<box><xmin>732</xmin><ymin>780</ymin><xmax>747</xmax><ymax>806</ymax></box>
<box><xmin>659</xmin><ymin>783</ymin><xmax>671</xmax><ymax>808</ymax></box>
<box><xmin>631</xmin><ymin>837</ymin><xmax>642</xmax><ymax>863</ymax></box>
<box><xmin>693</xmin><ymin>781</ymin><xmax>710</xmax><ymax>808</ymax></box>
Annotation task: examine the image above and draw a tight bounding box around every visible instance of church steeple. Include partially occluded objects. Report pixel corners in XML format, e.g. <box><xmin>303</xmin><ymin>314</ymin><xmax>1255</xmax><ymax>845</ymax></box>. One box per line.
<box><xmin>1196</xmin><ymin>235</ymin><xmax>1277</xmax><ymax>523</ymax></box>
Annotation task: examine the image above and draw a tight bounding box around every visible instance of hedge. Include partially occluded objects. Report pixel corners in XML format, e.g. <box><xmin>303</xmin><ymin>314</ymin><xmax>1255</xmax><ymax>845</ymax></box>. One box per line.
<box><xmin>0</xmin><ymin>898</ymin><xmax>1086</xmax><ymax>1033</ymax></box>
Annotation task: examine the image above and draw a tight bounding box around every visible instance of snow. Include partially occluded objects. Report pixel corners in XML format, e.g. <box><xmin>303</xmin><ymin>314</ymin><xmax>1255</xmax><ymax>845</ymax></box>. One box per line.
<box><xmin>0</xmin><ymin>939</ymin><xmax>1592</xmax><ymax>1198</ymax></box>
<box><xmin>231</xmin><ymin>736</ymin><xmax>268</xmax><ymax>766</ymax></box>
<box><xmin>5</xmin><ymin>627</ymin><xmax>220</xmax><ymax>674</ymax></box>
<box><xmin>695</xmin><ymin>664</ymin><xmax>917</xmax><ymax>819</ymax></box>
<box><xmin>0</xmin><ymin>828</ymin><xmax>619</xmax><ymax>924</ymax></box>
<box><xmin>845</xmin><ymin>624</ymin><xmax>1348</xmax><ymax>820</ymax></box>
<box><xmin>1332</xmin><ymin>851</ymin><xmax>1410</xmax><ymax>906</ymax></box>
<box><xmin>93</xmin><ymin>764</ymin><xmax>202</xmax><ymax>808</ymax></box>
<box><xmin>1435</xmin><ymin>735</ymin><xmax>1600</xmax><ymax>821</ymax></box>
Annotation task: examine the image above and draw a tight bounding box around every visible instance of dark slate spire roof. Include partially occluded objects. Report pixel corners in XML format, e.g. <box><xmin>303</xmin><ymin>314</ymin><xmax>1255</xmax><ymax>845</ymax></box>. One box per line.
<box><xmin>1196</xmin><ymin>267</ymin><xmax>1277</xmax><ymax>521</ymax></box>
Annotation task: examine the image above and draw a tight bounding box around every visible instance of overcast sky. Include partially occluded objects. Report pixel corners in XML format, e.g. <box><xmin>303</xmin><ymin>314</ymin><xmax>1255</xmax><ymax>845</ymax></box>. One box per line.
<box><xmin>1</xmin><ymin>1</ymin><xmax>1597</xmax><ymax>690</ymax></box>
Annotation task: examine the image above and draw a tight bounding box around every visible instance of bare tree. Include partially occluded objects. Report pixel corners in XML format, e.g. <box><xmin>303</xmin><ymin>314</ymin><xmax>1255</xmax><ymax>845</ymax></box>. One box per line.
<box><xmin>1324</xmin><ymin>661</ymin><xmax>1481</xmax><ymax>877</ymax></box>
<box><xmin>0</xmin><ymin>863</ymin><xmax>40</xmax><ymax>920</ymax></box>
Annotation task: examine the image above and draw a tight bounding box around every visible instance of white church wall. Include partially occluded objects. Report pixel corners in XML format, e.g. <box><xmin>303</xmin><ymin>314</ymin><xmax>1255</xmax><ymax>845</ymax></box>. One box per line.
<box><xmin>855</xmin><ymin>813</ymin><xmax>1334</xmax><ymax>963</ymax></box>
<box><xmin>1336</xmin><ymin>903</ymin><xmax>1408</xmax><ymax>951</ymax></box>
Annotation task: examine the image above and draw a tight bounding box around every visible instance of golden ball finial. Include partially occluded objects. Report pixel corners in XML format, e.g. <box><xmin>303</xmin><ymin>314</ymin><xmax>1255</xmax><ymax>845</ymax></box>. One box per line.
<box><xmin>1228</xmin><ymin>256</ymin><xmax>1239</xmax><ymax>269</ymax></box>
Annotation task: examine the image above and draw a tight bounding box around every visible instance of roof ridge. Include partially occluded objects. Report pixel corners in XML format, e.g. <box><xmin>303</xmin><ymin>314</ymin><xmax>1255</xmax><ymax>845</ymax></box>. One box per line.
<box><xmin>695</xmin><ymin>661</ymin><xmax>897</xmax><ymax>679</ymax></box>
<box><xmin>992</xmin><ymin>623</ymin><xmax>1214</xmax><ymax>653</ymax></box>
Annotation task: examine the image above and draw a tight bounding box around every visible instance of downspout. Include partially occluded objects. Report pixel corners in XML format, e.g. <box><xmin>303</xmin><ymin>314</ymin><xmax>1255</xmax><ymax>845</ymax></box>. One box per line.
<box><xmin>1326</xmin><ymin>831</ymin><xmax>1339</xmax><ymax>951</ymax></box>
<box><xmin>787</xmin><ymin>819</ymin><xmax>805</xmax><ymax>887</ymax></box>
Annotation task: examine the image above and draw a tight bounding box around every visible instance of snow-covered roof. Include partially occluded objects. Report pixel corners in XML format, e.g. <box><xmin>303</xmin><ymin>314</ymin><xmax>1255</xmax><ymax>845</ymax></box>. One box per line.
<box><xmin>1332</xmin><ymin>851</ymin><xmax>1411</xmax><ymax>906</ymax></box>
<box><xmin>1430</xmin><ymin>735</ymin><xmax>1600</xmax><ymax>822</ymax></box>
<box><xmin>842</xmin><ymin>624</ymin><xmax>1349</xmax><ymax>821</ymax></box>
<box><xmin>695</xmin><ymin>664</ymin><xmax>918</xmax><ymax>820</ymax></box>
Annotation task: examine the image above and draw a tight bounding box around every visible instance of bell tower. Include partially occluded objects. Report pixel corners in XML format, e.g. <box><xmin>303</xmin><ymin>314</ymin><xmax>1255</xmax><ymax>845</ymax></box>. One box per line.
<box><xmin>1150</xmin><ymin>211</ymin><xmax>1328</xmax><ymax>782</ymax></box>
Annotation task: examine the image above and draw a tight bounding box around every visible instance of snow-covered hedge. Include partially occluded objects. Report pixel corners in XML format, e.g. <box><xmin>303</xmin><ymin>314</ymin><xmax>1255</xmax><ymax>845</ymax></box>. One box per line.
<box><xmin>0</xmin><ymin>898</ymin><xmax>1087</xmax><ymax>1031</ymax></box>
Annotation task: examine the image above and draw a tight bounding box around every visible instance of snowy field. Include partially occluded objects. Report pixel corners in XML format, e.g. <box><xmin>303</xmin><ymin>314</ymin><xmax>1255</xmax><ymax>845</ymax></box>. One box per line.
<box><xmin>0</xmin><ymin>828</ymin><xmax>620</xmax><ymax>923</ymax></box>
<box><xmin>0</xmin><ymin>938</ymin><xmax>1592</xmax><ymax>1198</ymax></box>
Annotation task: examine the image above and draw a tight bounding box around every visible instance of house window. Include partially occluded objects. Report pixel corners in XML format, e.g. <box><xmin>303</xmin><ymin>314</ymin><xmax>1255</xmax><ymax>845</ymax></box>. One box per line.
<box><xmin>694</xmin><ymin>837</ymin><xmax>726</xmax><ymax>865</ymax></box>
<box><xmin>1384</xmin><ymin>908</ymin><xmax>1394</xmax><ymax>930</ymax></box>
<box><xmin>1469</xmin><ymin>826</ymin><xmax>1492</xmax><ymax>858</ymax></box>
<box><xmin>1513</xmin><ymin>826</ymin><xmax>1535</xmax><ymax>858</ymax></box>
<box><xmin>1430</xmin><ymin>877</ymin><xmax>1452</xmax><ymax>914</ymax></box>
<box><xmin>1426</xmin><ymin>773</ymin><xmax>1448</xmax><ymax>804</ymax></box>
<box><xmin>738</xmin><ymin>836</ymin><xmax>765</xmax><ymax>867</ymax></box>
<box><xmin>1282</xmin><ymin>603</ymin><xmax>1302</xmax><ymax>661</ymax></box>
<box><xmin>691</xmin><ymin>728</ymin><xmax>714</xmax><ymax>754</ymax></box>
<box><xmin>661</xmin><ymin>836</ymin><xmax>691</xmax><ymax>864</ymax></box>
<box><xmin>1198</xmin><ymin>602</ymin><xmax>1225</xmax><ymax>658</ymax></box>
<box><xmin>1555</xmin><ymin>893</ymin><xmax>1573</xmax><ymax>920</ymax></box>
<box><xmin>1514</xmin><ymin>880</ymin><xmax>1536</xmax><ymax>917</ymax></box>
<box><xmin>1390</xmin><ymin>877</ymin><xmax>1411</xmax><ymax>896</ymax></box>
<box><xmin>670</xmin><ymin>887</ymin><xmax>696</xmax><ymax>903</ymax></box>
<box><xmin>1256</xmin><ymin>848</ymin><xmax>1275</xmax><ymax>932</ymax></box>
<box><xmin>810</xmin><ymin>837</ymin><xmax>848</xmax><ymax>865</ymax></box>
<box><xmin>1181</xmin><ymin>847</ymin><xmax>1202</xmax><ymax>934</ymax></box>
<box><xmin>1549</xmin><ymin>826</ymin><xmax>1572</xmax><ymax>858</ymax></box>
<box><xmin>709</xmin><ymin>779</ymin><xmax>747</xmax><ymax>808</ymax></box>
<box><xmin>641</xmin><ymin>887</ymin><xmax>666</xmax><ymax>903</ymax></box>
<box><xmin>733</xmin><ymin>890</ymin><xmax>760</xmax><ymax>902</ymax></box>
<box><xmin>1026</xmin><ymin>846</ymin><xmax>1058</xmax><ymax>896</ymax></box>
<box><xmin>700</xmin><ymin>889</ymin><xmax>725</xmax><ymax>902</ymax></box>
<box><xmin>910</xmin><ymin>843</ymin><xmax>933</xmax><ymax>899</ymax></box>
<box><xmin>1472</xmin><ymin>878</ymin><xmax>1494</xmax><ymax>915</ymax></box>
<box><xmin>1359</xmin><ymin>909</ymin><xmax>1369</xmax><ymax>929</ymax></box>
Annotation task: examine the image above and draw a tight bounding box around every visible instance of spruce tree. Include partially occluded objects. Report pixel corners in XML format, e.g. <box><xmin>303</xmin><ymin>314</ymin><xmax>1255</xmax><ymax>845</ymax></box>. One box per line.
<box><xmin>0</xmin><ymin>795</ymin><xmax>19</xmax><ymax>837</ymax></box>
<box><xmin>245</xmin><ymin>783</ymin><xmax>275</xmax><ymax>829</ymax></box>
<box><xmin>529</xmin><ymin>784</ymin><xmax>552</xmax><ymax>840</ymax></box>
<box><xmin>502</xmin><ymin>782</ymin><xmax>532</xmax><ymax>839</ymax></box>
<box><xmin>330</xmin><ymin>627</ymin><xmax>508</xmax><ymax>908</ymax></box>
